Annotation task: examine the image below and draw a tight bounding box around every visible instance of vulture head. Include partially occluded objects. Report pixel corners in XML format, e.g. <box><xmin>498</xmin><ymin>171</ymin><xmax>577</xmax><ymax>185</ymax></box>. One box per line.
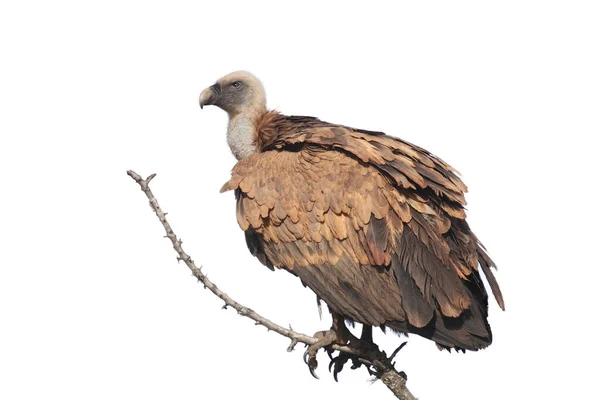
<box><xmin>199</xmin><ymin>71</ymin><xmax>266</xmax><ymax>116</ymax></box>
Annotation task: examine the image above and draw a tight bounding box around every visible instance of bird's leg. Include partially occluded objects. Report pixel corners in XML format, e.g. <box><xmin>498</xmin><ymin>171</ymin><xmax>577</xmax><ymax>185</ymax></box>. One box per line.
<box><xmin>360</xmin><ymin>325</ymin><xmax>373</xmax><ymax>343</ymax></box>
<box><xmin>328</xmin><ymin>324</ymin><xmax>381</xmax><ymax>381</ymax></box>
<box><xmin>304</xmin><ymin>312</ymin><xmax>350</xmax><ymax>378</ymax></box>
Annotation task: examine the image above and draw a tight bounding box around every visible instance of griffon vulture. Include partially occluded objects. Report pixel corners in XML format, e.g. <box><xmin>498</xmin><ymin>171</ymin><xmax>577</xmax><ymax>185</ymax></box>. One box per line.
<box><xmin>199</xmin><ymin>71</ymin><xmax>504</xmax><ymax>367</ymax></box>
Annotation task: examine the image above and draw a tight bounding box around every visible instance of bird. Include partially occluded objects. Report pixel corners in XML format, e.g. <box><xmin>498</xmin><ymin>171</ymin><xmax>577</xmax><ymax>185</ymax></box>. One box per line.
<box><xmin>199</xmin><ymin>71</ymin><xmax>504</xmax><ymax>373</ymax></box>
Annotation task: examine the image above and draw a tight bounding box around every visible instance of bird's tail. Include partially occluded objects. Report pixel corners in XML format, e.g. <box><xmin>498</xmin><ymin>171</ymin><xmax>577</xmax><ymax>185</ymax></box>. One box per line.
<box><xmin>389</xmin><ymin>268</ymin><xmax>493</xmax><ymax>351</ymax></box>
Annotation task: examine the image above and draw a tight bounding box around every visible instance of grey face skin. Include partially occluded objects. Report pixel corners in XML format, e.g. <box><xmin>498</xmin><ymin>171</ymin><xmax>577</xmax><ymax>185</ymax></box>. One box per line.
<box><xmin>199</xmin><ymin>71</ymin><xmax>266</xmax><ymax>116</ymax></box>
<box><xmin>199</xmin><ymin>81</ymin><xmax>242</xmax><ymax>113</ymax></box>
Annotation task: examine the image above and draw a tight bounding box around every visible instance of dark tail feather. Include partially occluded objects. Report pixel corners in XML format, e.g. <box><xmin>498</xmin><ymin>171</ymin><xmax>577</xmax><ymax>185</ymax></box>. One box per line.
<box><xmin>389</xmin><ymin>268</ymin><xmax>493</xmax><ymax>351</ymax></box>
<box><xmin>477</xmin><ymin>245</ymin><xmax>505</xmax><ymax>310</ymax></box>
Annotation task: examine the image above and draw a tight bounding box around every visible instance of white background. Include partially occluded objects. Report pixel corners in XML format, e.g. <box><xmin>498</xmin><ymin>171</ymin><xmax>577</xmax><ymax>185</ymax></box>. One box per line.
<box><xmin>1</xmin><ymin>1</ymin><xmax>599</xmax><ymax>399</ymax></box>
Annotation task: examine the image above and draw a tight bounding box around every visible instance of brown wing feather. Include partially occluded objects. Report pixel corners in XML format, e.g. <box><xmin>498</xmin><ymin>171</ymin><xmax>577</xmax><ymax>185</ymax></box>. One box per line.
<box><xmin>222</xmin><ymin>112</ymin><xmax>504</xmax><ymax>350</ymax></box>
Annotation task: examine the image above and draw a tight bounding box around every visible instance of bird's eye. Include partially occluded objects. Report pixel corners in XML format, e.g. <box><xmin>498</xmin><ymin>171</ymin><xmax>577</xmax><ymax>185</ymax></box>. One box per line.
<box><xmin>232</xmin><ymin>81</ymin><xmax>242</xmax><ymax>89</ymax></box>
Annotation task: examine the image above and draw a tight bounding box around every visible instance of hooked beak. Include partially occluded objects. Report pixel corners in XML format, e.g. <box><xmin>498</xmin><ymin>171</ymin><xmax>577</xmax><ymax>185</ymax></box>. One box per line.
<box><xmin>199</xmin><ymin>83</ymin><xmax>221</xmax><ymax>109</ymax></box>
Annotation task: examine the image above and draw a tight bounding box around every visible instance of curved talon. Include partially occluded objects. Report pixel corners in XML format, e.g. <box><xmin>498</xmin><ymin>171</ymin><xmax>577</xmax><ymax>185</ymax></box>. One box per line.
<box><xmin>304</xmin><ymin>344</ymin><xmax>320</xmax><ymax>378</ymax></box>
<box><xmin>304</xmin><ymin>348</ymin><xmax>320</xmax><ymax>379</ymax></box>
<box><xmin>333</xmin><ymin>368</ymin><xmax>342</xmax><ymax>382</ymax></box>
<box><xmin>328</xmin><ymin>356</ymin><xmax>337</xmax><ymax>373</ymax></box>
<box><xmin>388</xmin><ymin>341</ymin><xmax>408</xmax><ymax>364</ymax></box>
<box><xmin>308</xmin><ymin>365</ymin><xmax>320</xmax><ymax>380</ymax></box>
<box><xmin>328</xmin><ymin>355</ymin><xmax>340</xmax><ymax>374</ymax></box>
<box><xmin>302</xmin><ymin>328</ymin><xmax>348</xmax><ymax>379</ymax></box>
<box><xmin>328</xmin><ymin>353</ymin><xmax>351</xmax><ymax>382</ymax></box>
<box><xmin>303</xmin><ymin>349</ymin><xmax>309</xmax><ymax>366</ymax></box>
<box><xmin>303</xmin><ymin>343</ymin><xmax>321</xmax><ymax>379</ymax></box>
<box><xmin>326</xmin><ymin>348</ymin><xmax>335</xmax><ymax>361</ymax></box>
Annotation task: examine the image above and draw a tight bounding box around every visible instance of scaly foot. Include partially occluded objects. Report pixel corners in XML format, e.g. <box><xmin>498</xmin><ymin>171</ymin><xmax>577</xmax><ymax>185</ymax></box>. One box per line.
<box><xmin>303</xmin><ymin>328</ymin><xmax>348</xmax><ymax>379</ymax></box>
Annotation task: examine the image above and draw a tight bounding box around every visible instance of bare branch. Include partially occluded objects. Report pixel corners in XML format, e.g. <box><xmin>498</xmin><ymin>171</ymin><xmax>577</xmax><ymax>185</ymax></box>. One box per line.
<box><xmin>127</xmin><ymin>170</ymin><xmax>418</xmax><ymax>400</ymax></box>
